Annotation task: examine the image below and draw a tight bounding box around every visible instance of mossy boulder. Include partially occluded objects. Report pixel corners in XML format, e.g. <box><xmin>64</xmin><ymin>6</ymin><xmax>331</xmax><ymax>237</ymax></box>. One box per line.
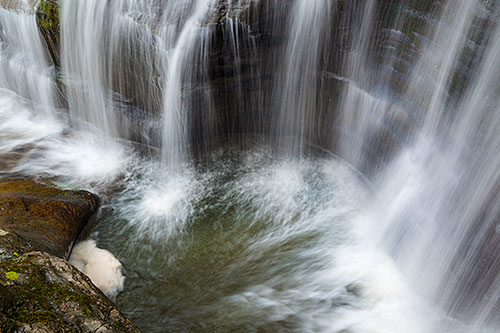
<box><xmin>0</xmin><ymin>243</ymin><xmax>139</xmax><ymax>332</ymax></box>
<box><xmin>0</xmin><ymin>179</ymin><xmax>99</xmax><ymax>258</ymax></box>
<box><xmin>36</xmin><ymin>0</ymin><xmax>60</xmax><ymax>68</ymax></box>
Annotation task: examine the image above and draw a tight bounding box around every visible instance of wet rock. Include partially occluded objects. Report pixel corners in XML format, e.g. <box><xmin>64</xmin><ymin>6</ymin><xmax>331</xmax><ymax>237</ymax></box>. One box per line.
<box><xmin>0</xmin><ymin>179</ymin><xmax>99</xmax><ymax>258</ymax></box>
<box><xmin>36</xmin><ymin>0</ymin><xmax>60</xmax><ymax>68</ymax></box>
<box><xmin>0</xmin><ymin>245</ymin><xmax>140</xmax><ymax>332</ymax></box>
<box><xmin>0</xmin><ymin>185</ymin><xmax>138</xmax><ymax>332</ymax></box>
<box><xmin>0</xmin><ymin>229</ymin><xmax>33</xmax><ymax>262</ymax></box>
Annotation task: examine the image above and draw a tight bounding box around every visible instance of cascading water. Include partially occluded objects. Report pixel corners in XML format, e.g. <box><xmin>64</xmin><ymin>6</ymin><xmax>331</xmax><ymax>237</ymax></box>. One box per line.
<box><xmin>372</xmin><ymin>2</ymin><xmax>500</xmax><ymax>330</ymax></box>
<box><xmin>0</xmin><ymin>1</ymin><xmax>58</xmax><ymax>108</ymax></box>
<box><xmin>274</xmin><ymin>0</ymin><xmax>331</xmax><ymax>156</ymax></box>
<box><xmin>161</xmin><ymin>0</ymin><xmax>216</xmax><ymax>168</ymax></box>
<box><xmin>0</xmin><ymin>0</ymin><xmax>62</xmax><ymax>170</ymax></box>
<box><xmin>0</xmin><ymin>0</ymin><xmax>500</xmax><ymax>332</ymax></box>
<box><xmin>61</xmin><ymin>0</ymin><xmax>121</xmax><ymax>136</ymax></box>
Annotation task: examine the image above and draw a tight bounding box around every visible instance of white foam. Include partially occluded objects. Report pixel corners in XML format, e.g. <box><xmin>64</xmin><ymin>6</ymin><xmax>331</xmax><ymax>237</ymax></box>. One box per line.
<box><xmin>139</xmin><ymin>180</ymin><xmax>188</xmax><ymax>219</ymax></box>
<box><xmin>109</xmin><ymin>160</ymin><xmax>215</xmax><ymax>242</ymax></box>
<box><xmin>16</xmin><ymin>131</ymin><xmax>131</xmax><ymax>187</ymax></box>
<box><xmin>69</xmin><ymin>240</ymin><xmax>125</xmax><ymax>297</ymax></box>
<box><xmin>0</xmin><ymin>90</ymin><xmax>62</xmax><ymax>153</ymax></box>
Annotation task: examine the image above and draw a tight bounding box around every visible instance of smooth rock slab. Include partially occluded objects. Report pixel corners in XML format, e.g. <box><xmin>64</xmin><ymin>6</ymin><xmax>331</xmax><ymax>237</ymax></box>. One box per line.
<box><xmin>0</xmin><ymin>179</ymin><xmax>99</xmax><ymax>258</ymax></box>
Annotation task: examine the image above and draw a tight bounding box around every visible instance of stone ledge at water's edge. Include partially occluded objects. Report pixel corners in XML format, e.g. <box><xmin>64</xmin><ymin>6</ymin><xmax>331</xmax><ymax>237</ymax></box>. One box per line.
<box><xmin>0</xmin><ymin>179</ymin><xmax>99</xmax><ymax>259</ymax></box>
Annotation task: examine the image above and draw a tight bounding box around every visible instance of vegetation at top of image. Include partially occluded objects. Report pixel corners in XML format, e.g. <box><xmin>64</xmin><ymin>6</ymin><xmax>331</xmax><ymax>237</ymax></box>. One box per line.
<box><xmin>37</xmin><ymin>0</ymin><xmax>60</xmax><ymax>31</ymax></box>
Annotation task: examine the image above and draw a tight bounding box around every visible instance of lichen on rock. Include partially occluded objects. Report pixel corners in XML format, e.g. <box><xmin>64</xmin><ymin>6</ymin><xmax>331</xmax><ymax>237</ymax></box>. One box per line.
<box><xmin>0</xmin><ymin>249</ymin><xmax>140</xmax><ymax>332</ymax></box>
<box><xmin>0</xmin><ymin>195</ymin><xmax>140</xmax><ymax>332</ymax></box>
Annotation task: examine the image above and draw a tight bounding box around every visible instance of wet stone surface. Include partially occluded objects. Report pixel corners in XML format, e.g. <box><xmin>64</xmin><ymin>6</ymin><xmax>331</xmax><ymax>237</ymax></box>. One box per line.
<box><xmin>0</xmin><ymin>179</ymin><xmax>99</xmax><ymax>259</ymax></box>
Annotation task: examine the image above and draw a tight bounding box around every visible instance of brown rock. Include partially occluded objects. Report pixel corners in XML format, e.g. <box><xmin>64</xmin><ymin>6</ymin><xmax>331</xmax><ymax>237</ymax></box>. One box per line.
<box><xmin>0</xmin><ymin>179</ymin><xmax>99</xmax><ymax>258</ymax></box>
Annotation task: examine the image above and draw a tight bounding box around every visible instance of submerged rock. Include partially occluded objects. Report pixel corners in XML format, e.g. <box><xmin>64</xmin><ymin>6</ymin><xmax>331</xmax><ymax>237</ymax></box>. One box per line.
<box><xmin>0</xmin><ymin>179</ymin><xmax>99</xmax><ymax>258</ymax></box>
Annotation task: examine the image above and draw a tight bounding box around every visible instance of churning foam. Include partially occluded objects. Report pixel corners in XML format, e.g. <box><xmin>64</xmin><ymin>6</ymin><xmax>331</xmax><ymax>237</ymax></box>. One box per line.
<box><xmin>0</xmin><ymin>90</ymin><xmax>130</xmax><ymax>188</ymax></box>
<box><xmin>0</xmin><ymin>89</ymin><xmax>62</xmax><ymax>153</ymax></box>
<box><xmin>108</xmin><ymin>149</ymin><xmax>428</xmax><ymax>332</ymax></box>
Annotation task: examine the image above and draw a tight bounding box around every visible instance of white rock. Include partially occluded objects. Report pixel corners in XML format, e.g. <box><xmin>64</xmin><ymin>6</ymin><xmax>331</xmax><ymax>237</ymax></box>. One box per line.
<box><xmin>69</xmin><ymin>240</ymin><xmax>125</xmax><ymax>296</ymax></box>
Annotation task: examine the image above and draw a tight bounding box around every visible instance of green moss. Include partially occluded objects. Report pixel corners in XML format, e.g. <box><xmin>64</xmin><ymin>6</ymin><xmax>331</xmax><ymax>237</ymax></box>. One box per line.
<box><xmin>0</xmin><ymin>255</ymin><xmax>100</xmax><ymax>326</ymax></box>
<box><xmin>37</xmin><ymin>0</ymin><xmax>60</xmax><ymax>32</ymax></box>
<box><xmin>0</xmin><ymin>318</ymin><xmax>20</xmax><ymax>332</ymax></box>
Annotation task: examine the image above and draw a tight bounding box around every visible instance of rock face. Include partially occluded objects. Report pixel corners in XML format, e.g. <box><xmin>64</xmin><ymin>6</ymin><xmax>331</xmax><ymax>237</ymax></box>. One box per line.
<box><xmin>0</xmin><ymin>232</ymin><xmax>139</xmax><ymax>332</ymax></box>
<box><xmin>36</xmin><ymin>0</ymin><xmax>60</xmax><ymax>68</ymax></box>
<box><xmin>0</xmin><ymin>179</ymin><xmax>99</xmax><ymax>259</ymax></box>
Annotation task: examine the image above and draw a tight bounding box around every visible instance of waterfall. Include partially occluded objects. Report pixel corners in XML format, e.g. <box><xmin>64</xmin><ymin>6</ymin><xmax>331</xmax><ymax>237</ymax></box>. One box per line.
<box><xmin>1</xmin><ymin>0</ymin><xmax>500</xmax><ymax>331</ymax></box>
<box><xmin>61</xmin><ymin>0</ymin><xmax>118</xmax><ymax>136</ymax></box>
<box><xmin>338</xmin><ymin>0</ymin><xmax>380</xmax><ymax>168</ymax></box>
<box><xmin>61</xmin><ymin>0</ymin><xmax>164</xmax><ymax>142</ymax></box>
<box><xmin>373</xmin><ymin>1</ymin><xmax>500</xmax><ymax>329</ymax></box>
<box><xmin>0</xmin><ymin>0</ymin><xmax>62</xmax><ymax>161</ymax></box>
<box><xmin>161</xmin><ymin>0</ymin><xmax>216</xmax><ymax>168</ymax></box>
<box><xmin>274</xmin><ymin>0</ymin><xmax>332</xmax><ymax>156</ymax></box>
<box><xmin>0</xmin><ymin>1</ymin><xmax>58</xmax><ymax>109</ymax></box>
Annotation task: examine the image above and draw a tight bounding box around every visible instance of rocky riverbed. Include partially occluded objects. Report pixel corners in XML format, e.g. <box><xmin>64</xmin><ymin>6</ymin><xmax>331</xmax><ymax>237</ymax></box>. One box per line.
<box><xmin>0</xmin><ymin>179</ymin><xmax>140</xmax><ymax>332</ymax></box>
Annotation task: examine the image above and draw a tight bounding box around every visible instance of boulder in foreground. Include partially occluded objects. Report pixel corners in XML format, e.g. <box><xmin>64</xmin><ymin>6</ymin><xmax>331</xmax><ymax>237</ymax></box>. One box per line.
<box><xmin>0</xmin><ymin>179</ymin><xmax>99</xmax><ymax>258</ymax></box>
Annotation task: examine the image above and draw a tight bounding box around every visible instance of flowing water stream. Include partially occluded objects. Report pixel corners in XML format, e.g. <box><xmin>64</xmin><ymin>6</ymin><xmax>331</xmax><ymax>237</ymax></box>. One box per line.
<box><xmin>1</xmin><ymin>0</ymin><xmax>500</xmax><ymax>332</ymax></box>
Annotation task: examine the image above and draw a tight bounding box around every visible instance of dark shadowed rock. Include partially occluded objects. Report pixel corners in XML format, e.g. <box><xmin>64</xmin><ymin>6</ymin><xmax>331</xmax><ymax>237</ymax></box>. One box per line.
<box><xmin>0</xmin><ymin>179</ymin><xmax>99</xmax><ymax>259</ymax></box>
